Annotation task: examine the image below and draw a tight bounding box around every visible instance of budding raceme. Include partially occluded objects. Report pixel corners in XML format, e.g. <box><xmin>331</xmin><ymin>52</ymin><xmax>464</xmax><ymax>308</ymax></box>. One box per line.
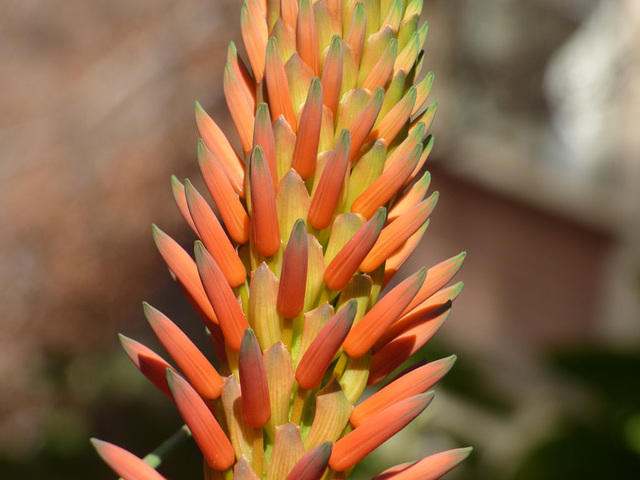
<box><xmin>97</xmin><ymin>0</ymin><xmax>472</xmax><ymax>478</ymax></box>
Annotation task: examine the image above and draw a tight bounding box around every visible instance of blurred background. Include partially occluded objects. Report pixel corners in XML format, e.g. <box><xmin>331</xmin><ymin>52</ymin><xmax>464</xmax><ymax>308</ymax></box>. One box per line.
<box><xmin>1</xmin><ymin>0</ymin><xmax>640</xmax><ymax>478</ymax></box>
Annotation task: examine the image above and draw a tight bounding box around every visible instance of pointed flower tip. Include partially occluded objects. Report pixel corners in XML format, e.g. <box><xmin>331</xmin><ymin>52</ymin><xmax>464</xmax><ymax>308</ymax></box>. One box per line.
<box><xmin>250</xmin><ymin>146</ymin><xmax>281</xmax><ymax>257</ymax></box>
<box><xmin>296</xmin><ymin>300</ymin><xmax>356</xmax><ymax>390</ymax></box>
<box><xmin>459</xmin><ymin>446</ymin><xmax>474</xmax><ymax>457</ymax></box>
<box><xmin>352</xmin><ymin>357</ymin><xmax>452</xmax><ymax>427</ymax></box>
<box><xmin>361</xmin><ymin>192</ymin><xmax>437</xmax><ymax>272</ymax></box>
<box><xmin>170</xmin><ymin>176</ymin><xmax>198</xmax><ymax>232</ymax></box>
<box><xmin>344</xmin><ymin>297</ymin><xmax>358</xmax><ymax>317</ymax></box>
<box><xmin>239</xmin><ymin>327</ymin><xmax>272</xmax><ymax>427</ymax></box>
<box><xmin>241</xmin><ymin>326</ymin><xmax>255</xmax><ymax>340</ymax></box>
<box><xmin>255</xmin><ymin>102</ymin><xmax>269</xmax><ymax>119</ymax></box>
<box><xmin>226</xmin><ymin>40</ymin><xmax>238</xmax><ymax>59</ymax></box>
<box><xmin>196</xmin><ymin>137</ymin><xmax>207</xmax><ymax>159</ymax></box>
<box><xmin>195</xmin><ymin>241</ymin><xmax>249</xmax><ymax>351</ymax></box>
<box><xmin>145</xmin><ymin>302</ymin><xmax>223</xmax><ymax>400</ymax></box>
<box><xmin>286</xmin><ymin>441</ymin><xmax>333</xmax><ymax>480</ymax></box>
<box><xmin>374</xmin><ymin>447</ymin><xmax>473</xmax><ymax>479</ymax></box>
<box><xmin>166</xmin><ymin>369</ymin><xmax>235</xmax><ymax>471</ymax></box>
<box><xmin>118</xmin><ymin>333</ymin><xmax>174</xmax><ymax>400</ymax></box>
<box><xmin>291</xmin><ymin>217</ymin><xmax>307</xmax><ymax>241</ymax></box>
<box><xmin>351</xmin><ymin>144</ymin><xmax>420</xmax><ymax>219</ymax></box>
<box><xmin>89</xmin><ymin>437</ymin><xmax>102</xmax><ymax>448</ymax></box>
<box><xmin>308</xmin><ymin>131</ymin><xmax>350</xmax><ymax>230</ymax></box>
<box><xmin>253</xmin><ymin>104</ymin><xmax>278</xmax><ymax>187</ymax></box>
<box><xmin>401</xmin><ymin>252</ymin><xmax>467</xmax><ymax>315</ymax></box>
<box><xmin>330</xmin><ymin>393</ymin><xmax>433</xmax><ymax>472</ymax></box>
<box><xmin>310</xmin><ymin>74</ymin><xmax>322</xmax><ymax>92</ymax></box>
<box><xmin>141</xmin><ymin>300</ymin><xmax>156</xmax><ymax>318</ymax></box>
<box><xmin>344</xmin><ymin>267</ymin><xmax>425</xmax><ymax>358</ymax></box>
<box><xmin>194</xmin><ymin>99</ymin><xmax>205</xmax><ymax>116</ymax></box>
<box><xmin>165</xmin><ymin>366</ymin><xmax>180</xmax><ymax>387</ymax></box>
<box><xmin>324</xmin><ymin>207</ymin><xmax>386</xmax><ymax>291</ymax></box>
<box><xmin>150</xmin><ymin>223</ymin><xmax>162</xmax><ymax>239</ymax></box>
<box><xmin>291</xmin><ymin>77</ymin><xmax>323</xmax><ymax>179</ymax></box>
<box><xmin>92</xmin><ymin>438</ymin><xmax>168</xmax><ymax>480</ymax></box>
<box><xmin>193</xmin><ymin>239</ymin><xmax>206</xmax><ymax>263</ymax></box>
<box><xmin>184</xmin><ymin>179</ymin><xmax>245</xmax><ymax>287</ymax></box>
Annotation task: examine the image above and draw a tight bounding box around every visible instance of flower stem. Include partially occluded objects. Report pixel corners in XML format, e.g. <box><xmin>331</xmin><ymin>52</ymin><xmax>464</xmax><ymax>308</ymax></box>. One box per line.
<box><xmin>118</xmin><ymin>425</ymin><xmax>191</xmax><ymax>479</ymax></box>
<box><xmin>251</xmin><ymin>428</ymin><xmax>264</xmax><ymax>475</ymax></box>
<box><xmin>290</xmin><ymin>386</ymin><xmax>307</xmax><ymax>424</ymax></box>
<box><xmin>282</xmin><ymin>316</ymin><xmax>294</xmax><ymax>351</ymax></box>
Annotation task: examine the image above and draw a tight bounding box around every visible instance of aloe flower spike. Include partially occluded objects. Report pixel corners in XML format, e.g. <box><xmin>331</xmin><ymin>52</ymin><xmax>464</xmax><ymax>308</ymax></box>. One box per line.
<box><xmin>95</xmin><ymin>0</ymin><xmax>473</xmax><ymax>477</ymax></box>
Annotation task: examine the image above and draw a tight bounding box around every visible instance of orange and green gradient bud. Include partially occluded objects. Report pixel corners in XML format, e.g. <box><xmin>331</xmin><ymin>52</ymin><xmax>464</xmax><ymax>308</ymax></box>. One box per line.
<box><xmin>93</xmin><ymin>0</ymin><xmax>471</xmax><ymax>478</ymax></box>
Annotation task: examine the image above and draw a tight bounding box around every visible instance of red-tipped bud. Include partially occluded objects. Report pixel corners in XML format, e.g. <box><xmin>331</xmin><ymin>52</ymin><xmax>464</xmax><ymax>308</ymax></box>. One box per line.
<box><xmin>351</xmin><ymin>356</ymin><xmax>456</xmax><ymax>427</ymax></box>
<box><xmin>308</xmin><ymin>130</ymin><xmax>350</xmax><ymax>230</ymax></box>
<box><xmin>253</xmin><ymin>103</ymin><xmax>278</xmax><ymax>188</ymax></box>
<box><xmin>321</xmin><ymin>36</ymin><xmax>343</xmax><ymax>116</ymax></box>
<box><xmin>291</xmin><ymin>77</ymin><xmax>323</xmax><ymax>179</ymax></box>
<box><xmin>382</xmin><ymin>0</ymin><xmax>402</xmax><ymax>34</ymax></box>
<box><xmin>345</xmin><ymin>3</ymin><xmax>366</xmax><ymax>63</ymax></box>
<box><xmin>195</xmin><ymin>101</ymin><xmax>245</xmax><ymax>197</ymax></box>
<box><xmin>360</xmin><ymin>193</ymin><xmax>438</xmax><ymax>273</ymax></box>
<box><xmin>348</xmin><ymin>88</ymin><xmax>385</xmax><ymax>162</ymax></box>
<box><xmin>197</xmin><ymin>140</ymin><xmax>250</xmax><ymax>243</ymax></box>
<box><xmin>368</xmin><ymin>310</ymin><xmax>451</xmax><ymax>385</ymax></box>
<box><xmin>387</xmin><ymin>170</ymin><xmax>431</xmax><ymax>222</ymax></box>
<box><xmin>401</xmin><ymin>252</ymin><xmax>466</xmax><ymax>316</ymax></box>
<box><xmin>372</xmin><ymin>447</ymin><xmax>473</xmax><ymax>480</ymax></box>
<box><xmin>277</xmin><ymin>219</ymin><xmax>308</xmax><ymax>318</ymax></box>
<box><xmin>343</xmin><ymin>267</ymin><xmax>426</xmax><ymax>358</ymax></box>
<box><xmin>370</xmin><ymin>87</ymin><xmax>416</xmax><ymax>145</ymax></box>
<box><xmin>405</xmin><ymin>134</ymin><xmax>433</xmax><ymax>186</ymax></box>
<box><xmin>286</xmin><ymin>442</ymin><xmax>333</xmax><ymax>480</ymax></box>
<box><xmin>185</xmin><ymin>180</ymin><xmax>246</xmax><ymax>287</ymax></box>
<box><xmin>226</xmin><ymin>41</ymin><xmax>256</xmax><ymax>112</ymax></box>
<box><xmin>375</xmin><ymin>283</ymin><xmax>462</xmax><ymax>351</ymax></box>
<box><xmin>151</xmin><ymin>225</ymin><xmax>217</xmax><ymax>328</ymax></box>
<box><xmin>119</xmin><ymin>334</ymin><xmax>174</xmax><ymax>400</ymax></box>
<box><xmin>351</xmin><ymin>145</ymin><xmax>421</xmax><ymax>219</ymax></box>
<box><xmin>411</xmin><ymin>72</ymin><xmax>434</xmax><ymax>118</ymax></box>
<box><xmin>329</xmin><ymin>393</ymin><xmax>434</xmax><ymax>471</ymax></box>
<box><xmin>239</xmin><ymin>328</ymin><xmax>271</xmax><ymax>427</ymax></box>
<box><xmin>250</xmin><ymin>146</ymin><xmax>281</xmax><ymax>257</ymax></box>
<box><xmin>224</xmin><ymin>62</ymin><xmax>255</xmax><ymax>154</ymax></box>
<box><xmin>91</xmin><ymin>439</ymin><xmax>168</xmax><ymax>480</ymax></box>
<box><xmin>194</xmin><ymin>242</ymin><xmax>250</xmax><ymax>351</ymax></box>
<box><xmin>296</xmin><ymin>300</ymin><xmax>357</xmax><ymax>390</ymax></box>
<box><xmin>170</xmin><ymin>176</ymin><xmax>197</xmax><ymax>233</ymax></box>
<box><xmin>241</xmin><ymin>3</ymin><xmax>268</xmax><ymax>81</ymax></box>
<box><xmin>297</xmin><ymin>0</ymin><xmax>319</xmax><ymax>74</ymax></box>
<box><xmin>324</xmin><ymin>207</ymin><xmax>386</xmax><ymax>291</ymax></box>
<box><xmin>383</xmin><ymin>122</ymin><xmax>425</xmax><ymax>170</ymax></box>
<box><xmin>265</xmin><ymin>37</ymin><xmax>297</xmax><ymax>132</ymax></box>
<box><xmin>143</xmin><ymin>303</ymin><xmax>223</xmax><ymax>400</ymax></box>
<box><xmin>166</xmin><ymin>370</ymin><xmax>235</xmax><ymax>470</ymax></box>
<box><xmin>362</xmin><ymin>39</ymin><xmax>397</xmax><ymax>91</ymax></box>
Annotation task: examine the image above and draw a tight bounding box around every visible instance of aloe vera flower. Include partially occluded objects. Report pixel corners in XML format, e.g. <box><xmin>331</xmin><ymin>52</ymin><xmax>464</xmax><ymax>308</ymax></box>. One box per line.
<box><xmin>92</xmin><ymin>0</ymin><xmax>471</xmax><ymax>478</ymax></box>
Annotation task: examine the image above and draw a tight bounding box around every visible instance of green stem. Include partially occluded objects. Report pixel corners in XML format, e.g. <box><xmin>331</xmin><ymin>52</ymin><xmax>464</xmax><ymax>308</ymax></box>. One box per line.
<box><xmin>117</xmin><ymin>425</ymin><xmax>191</xmax><ymax>479</ymax></box>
